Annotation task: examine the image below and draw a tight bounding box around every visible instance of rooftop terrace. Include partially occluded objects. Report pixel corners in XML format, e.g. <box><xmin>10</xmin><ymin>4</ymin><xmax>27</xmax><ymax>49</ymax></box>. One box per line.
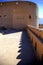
<box><xmin>0</xmin><ymin>26</ymin><xmax>43</xmax><ymax>65</ymax></box>
<box><xmin>0</xmin><ymin>29</ymin><xmax>36</xmax><ymax>65</ymax></box>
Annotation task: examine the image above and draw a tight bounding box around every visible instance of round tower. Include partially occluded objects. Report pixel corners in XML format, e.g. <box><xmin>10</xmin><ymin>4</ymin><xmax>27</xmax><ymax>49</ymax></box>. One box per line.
<box><xmin>0</xmin><ymin>1</ymin><xmax>38</xmax><ymax>29</ymax></box>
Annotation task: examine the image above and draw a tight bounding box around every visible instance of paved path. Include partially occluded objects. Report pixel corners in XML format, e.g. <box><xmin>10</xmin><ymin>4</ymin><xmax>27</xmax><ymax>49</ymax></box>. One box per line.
<box><xmin>0</xmin><ymin>30</ymin><xmax>36</xmax><ymax>65</ymax></box>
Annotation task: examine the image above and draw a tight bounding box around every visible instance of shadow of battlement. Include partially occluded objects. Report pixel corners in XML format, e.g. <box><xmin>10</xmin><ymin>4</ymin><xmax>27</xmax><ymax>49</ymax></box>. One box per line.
<box><xmin>16</xmin><ymin>30</ymin><xmax>36</xmax><ymax>65</ymax></box>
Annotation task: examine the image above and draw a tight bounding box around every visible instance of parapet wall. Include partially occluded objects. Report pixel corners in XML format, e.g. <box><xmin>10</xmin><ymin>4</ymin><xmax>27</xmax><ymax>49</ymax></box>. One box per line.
<box><xmin>0</xmin><ymin>1</ymin><xmax>38</xmax><ymax>29</ymax></box>
<box><xmin>27</xmin><ymin>25</ymin><xmax>43</xmax><ymax>60</ymax></box>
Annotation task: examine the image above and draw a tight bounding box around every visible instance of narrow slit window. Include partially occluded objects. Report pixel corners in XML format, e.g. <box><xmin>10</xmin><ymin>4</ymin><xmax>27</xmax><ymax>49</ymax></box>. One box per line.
<box><xmin>4</xmin><ymin>15</ymin><xmax>7</xmax><ymax>18</ymax></box>
<box><xmin>0</xmin><ymin>15</ymin><xmax>1</xmax><ymax>17</ymax></box>
<box><xmin>29</xmin><ymin>15</ymin><xmax>31</xmax><ymax>19</ymax></box>
<box><xmin>4</xmin><ymin>15</ymin><xmax>6</xmax><ymax>17</ymax></box>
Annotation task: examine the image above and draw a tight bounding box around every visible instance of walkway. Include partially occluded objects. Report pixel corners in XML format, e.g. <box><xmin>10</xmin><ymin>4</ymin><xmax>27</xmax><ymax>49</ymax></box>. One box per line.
<box><xmin>0</xmin><ymin>29</ymin><xmax>36</xmax><ymax>65</ymax></box>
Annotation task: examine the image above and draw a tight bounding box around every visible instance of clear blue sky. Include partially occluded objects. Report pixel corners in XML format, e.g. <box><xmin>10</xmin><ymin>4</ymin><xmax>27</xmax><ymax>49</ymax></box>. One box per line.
<box><xmin>0</xmin><ymin>0</ymin><xmax>43</xmax><ymax>24</ymax></box>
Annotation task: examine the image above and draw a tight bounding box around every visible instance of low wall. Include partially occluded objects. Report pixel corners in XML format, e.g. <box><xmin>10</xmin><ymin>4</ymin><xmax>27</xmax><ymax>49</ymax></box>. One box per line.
<box><xmin>27</xmin><ymin>25</ymin><xmax>43</xmax><ymax>39</ymax></box>
<box><xmin>27</xmin><ymin>25</ymin><xmax>43</xmax><ymax>60</ymax></box>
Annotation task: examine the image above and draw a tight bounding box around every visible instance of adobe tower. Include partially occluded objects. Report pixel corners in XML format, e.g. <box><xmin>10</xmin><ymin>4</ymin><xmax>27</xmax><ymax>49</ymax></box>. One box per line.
<box><xmin>0</xmin><ymin>0</ymin><xmax>38</xmax><ymax>29</ymax></box>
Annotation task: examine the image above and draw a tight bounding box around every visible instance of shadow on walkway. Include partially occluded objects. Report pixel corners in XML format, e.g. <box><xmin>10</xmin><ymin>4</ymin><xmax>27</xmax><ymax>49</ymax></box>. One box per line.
<box><xmin>0</xmin><ymin>27</ymin><xmax>22</xmax><ymax>35</ymax></box>
<box><xmin>16</xmin><ymin>30</ymin><xmax>36</xmax><ymax>65</ymax></box>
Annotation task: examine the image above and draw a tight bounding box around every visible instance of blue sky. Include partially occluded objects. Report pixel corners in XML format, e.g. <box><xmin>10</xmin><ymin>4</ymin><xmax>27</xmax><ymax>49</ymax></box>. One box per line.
<box><xmin>0</xmin><ymin>0</ymin><xmax>43</xmax><ymax>24</ymax></box>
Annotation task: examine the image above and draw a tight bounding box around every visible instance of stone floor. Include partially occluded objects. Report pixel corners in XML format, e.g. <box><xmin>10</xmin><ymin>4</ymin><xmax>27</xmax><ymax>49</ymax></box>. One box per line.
<box><xmin>0</xmin><ymin>29</ymin><xmax>36</xmax><ymax>65</ymax></box>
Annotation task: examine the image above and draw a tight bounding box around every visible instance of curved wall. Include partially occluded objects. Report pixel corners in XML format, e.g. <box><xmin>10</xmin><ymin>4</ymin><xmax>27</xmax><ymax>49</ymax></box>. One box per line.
<box><xmin>0</xmin><ymin>1</ymin><xmax>38</xmax><ymax>29</ymax></box>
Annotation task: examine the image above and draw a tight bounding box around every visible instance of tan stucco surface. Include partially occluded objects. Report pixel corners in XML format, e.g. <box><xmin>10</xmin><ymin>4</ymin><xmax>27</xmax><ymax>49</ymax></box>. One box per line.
<box><xmin>0</xmin><ymin>31</ymin><xmax>22</xmax><ymax>65</ymax></box>
<box><xmin>0</xmin><ymin>1</ymin><xmax>38</xmax><ymax>29</ymax></box>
